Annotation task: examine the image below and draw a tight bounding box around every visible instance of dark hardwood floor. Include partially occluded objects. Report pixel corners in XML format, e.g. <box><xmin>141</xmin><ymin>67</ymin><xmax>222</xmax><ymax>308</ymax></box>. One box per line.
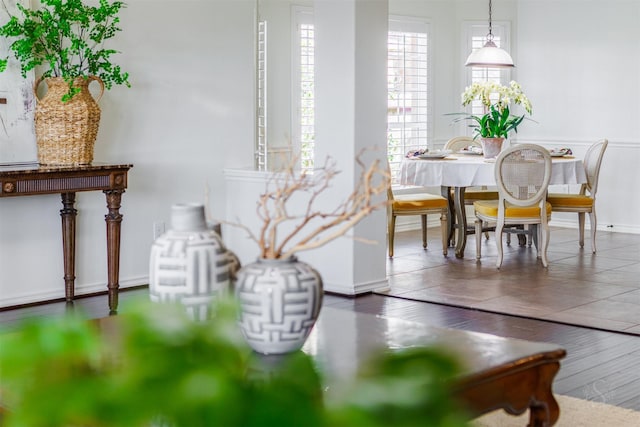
<box><xmin>323</xmin><ymin>292</ymin><xmax>640</xmax><ymax>411</ymax></box>
<box><xmin>2</xmin><ymin>230</ymin><xmax>640</xmax><ymax>412</ymax></box>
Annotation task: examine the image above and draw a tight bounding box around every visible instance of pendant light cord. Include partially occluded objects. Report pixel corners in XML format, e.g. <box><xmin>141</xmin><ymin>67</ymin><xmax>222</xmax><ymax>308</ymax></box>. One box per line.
<box><xmin>465</xmin><ymin>0</ymin><xmax>515</xmax><ymax>67</ymax></box>
<box><xmin>487</xmin><ymin>0</ymin><xmax>494</xmax><ymax>41</ymax></box>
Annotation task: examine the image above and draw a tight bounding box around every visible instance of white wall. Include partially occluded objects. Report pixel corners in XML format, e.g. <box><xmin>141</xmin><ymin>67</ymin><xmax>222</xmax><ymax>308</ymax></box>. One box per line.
<box><xmin>2</xmin><ymin>0</ymin><xmax>639</xmax><ymax>307</ymax></box>
<box><xmin>515</xmin><ymin>0</ymin><xmax>640</xmax><ymax>232</ymax></box>
<box><xmin>0</xmin><ymin>0</ymin><xmax>256</xmax><ymax>308</ymax></box>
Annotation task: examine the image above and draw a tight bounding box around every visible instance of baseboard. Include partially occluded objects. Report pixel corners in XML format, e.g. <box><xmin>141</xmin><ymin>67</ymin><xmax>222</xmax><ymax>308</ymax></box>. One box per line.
<box><xmin>394</xmin><ymin>217</ymin><xmax>442</xmax><ymax>232</ymax></box>
<box><xmin>323</xmin><ymin>277</ymin><xmax>389</xmax><ymax>295</ymax></box>
<box><xmin>0</xmin><ymin>276</ymin><xmax>149</xmax><ymax>310</ymax></box>
<box><xmin>549</xmin><ymin>219</ymin><xmax>640</xmax><ymax>235</ymax></box>
<box><xmin>397</xmin><ymin>217</ymin><xmax>640</xmax><ymax>235</ymax></box>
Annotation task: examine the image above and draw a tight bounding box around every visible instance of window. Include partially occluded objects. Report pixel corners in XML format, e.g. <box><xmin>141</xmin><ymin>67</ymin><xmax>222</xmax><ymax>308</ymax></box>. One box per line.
<box><xmin>291</xmin><ymin>15</ymin><xmax>430</xmax><ymax>180</ymax></box>
<box><xmin>387</xmin><ymin>19</ymin><xmax>429</xmax><ymax>182</ymax></box>
<box><xmin>292</xmin><ymin>8</ymin><xmax>315</xmax><ymax>174</ymax></box>
<box><xmin>256</xmin><ymin>20</ymin><xmax>267</xmax><ymax>171</ymax></box>
<box><xmin>299</xmin><ymin>23</ymin><xmax>315</xmax><ymax>173</ymax></box>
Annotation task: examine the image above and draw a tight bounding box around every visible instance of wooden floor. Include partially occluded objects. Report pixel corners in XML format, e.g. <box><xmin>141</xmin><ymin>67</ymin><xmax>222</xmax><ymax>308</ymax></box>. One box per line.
<box><xmin>383</xmin><ymin>227</ymin><xmax>640</xmax><ymax>334</ymax></box>
<box><xmin>2</xmin><ymin>229</ymin><xmax>640</xmax><ymax>412</ymax></box>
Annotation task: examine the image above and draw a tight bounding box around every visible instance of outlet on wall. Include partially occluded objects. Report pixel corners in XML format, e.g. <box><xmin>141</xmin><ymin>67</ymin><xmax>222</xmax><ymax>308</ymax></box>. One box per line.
<box><xmin>153</xmin><ymin>221</ymin><xmax>166</xmax><ymax>240</ymax></box>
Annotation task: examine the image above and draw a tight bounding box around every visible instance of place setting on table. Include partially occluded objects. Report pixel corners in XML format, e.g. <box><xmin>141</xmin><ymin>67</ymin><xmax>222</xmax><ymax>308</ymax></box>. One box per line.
<box><xmin>456</xmin><ymin>145</ymin><xmax>484</xmax><ymax>156</ymax></box>
<box><xmin>405</xmin><ymin>144</ymin><xmax>572</xmax><ymax>162</ymax></box>
<box><xmin>406</xmin><ymin>148</ymin><xmax>457</xmax><ymax>160</ymax></box>
<box><xmin>548</xmin><ymin>147</ymin><xmax>574</xmax><ymax>158</ymax></box>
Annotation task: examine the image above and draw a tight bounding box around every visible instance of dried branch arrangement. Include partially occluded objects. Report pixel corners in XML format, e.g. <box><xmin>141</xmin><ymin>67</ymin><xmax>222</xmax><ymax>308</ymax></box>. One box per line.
<box><xmin>229</xmin><ymin>151</ymin><xmax>390</xmax><ymax>259</ymax></box>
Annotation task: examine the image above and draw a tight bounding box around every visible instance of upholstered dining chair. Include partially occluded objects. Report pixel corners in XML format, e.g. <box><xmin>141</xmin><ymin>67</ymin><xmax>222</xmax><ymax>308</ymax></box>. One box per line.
<box><xmin>444</xmin><ymin>136</ymin><xmax>497</xmax><ymax>244</ymax></box>
<box><xmin>547</xmin><ymin>139</ymin><xmax>608</xmax><ymax>253</ymax></box>
<box><xmin>473</xmin><ymin>144</ymin><xmax>552</xmax><ymax>268</ymax></box>
<box><xmin>387</xmin><ymin>185</ymin><xmax>449</xmax><ymax>258</ymax></box>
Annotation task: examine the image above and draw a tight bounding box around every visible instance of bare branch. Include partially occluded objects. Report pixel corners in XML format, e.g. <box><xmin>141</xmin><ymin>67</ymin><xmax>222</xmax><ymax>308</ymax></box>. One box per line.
<box><xmin>225</xmin><ymin>149</ymin><xmax>390</xmax><ymax>259</ymax></box>
<box><xmin>278</xmin><ymin>158</ymin><xmax>389</xmax><ymax>259</ymax></box>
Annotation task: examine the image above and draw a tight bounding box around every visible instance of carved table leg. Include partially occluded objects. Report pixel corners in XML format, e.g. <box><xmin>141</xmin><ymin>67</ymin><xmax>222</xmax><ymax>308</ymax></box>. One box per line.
<box><xmin>454</xmin><ymin>186</ymin><xmax>467</xmax><ymax>258</ymax></box>
<box><xmin>104</xmin><ymin>189</ymin><xmax>125</xmax><ymax>314</ymax></box>
<box><xmin>60</xmin><ymin>192</ymin><xmax>77</xmax><ymax>302</ymax></box>
<box><xmin>528</xmin><ymin>362</ymin><xmax>562</xmax><ymax>427</ymax></box>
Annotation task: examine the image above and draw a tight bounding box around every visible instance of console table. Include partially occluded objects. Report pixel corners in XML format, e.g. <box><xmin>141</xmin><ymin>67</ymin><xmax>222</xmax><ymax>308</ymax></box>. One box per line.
<box><xmin>0</xmin><ymin>163</ymin><xmax>133</xmax><ymax>314</ymax></box>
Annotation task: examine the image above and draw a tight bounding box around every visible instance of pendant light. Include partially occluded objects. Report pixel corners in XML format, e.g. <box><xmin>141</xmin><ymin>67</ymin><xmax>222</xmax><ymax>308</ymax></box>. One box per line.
<box><xmin>465</xmin><ymin>0</ymin><xmax>514</xmax><ymax>68</ymax></box>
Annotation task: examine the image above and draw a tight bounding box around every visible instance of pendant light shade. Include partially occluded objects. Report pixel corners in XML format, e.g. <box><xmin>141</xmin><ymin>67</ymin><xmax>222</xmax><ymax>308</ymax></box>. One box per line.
<box><xmin>465</xmin><ymin>0</ymin><xmax>514</xmax><ymax>68</ymax></box>
<box><xmin>465</xmin><ymin>39</ymin><xmax>514</xmax><ymax>68</ymax></box>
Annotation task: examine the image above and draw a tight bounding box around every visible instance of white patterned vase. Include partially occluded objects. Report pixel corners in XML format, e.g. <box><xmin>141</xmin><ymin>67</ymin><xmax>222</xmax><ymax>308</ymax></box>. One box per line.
<box><xmin>235</xmin><ymin>257</ymin><xmax>323</xmax><ymax>355</ymax></box>
<box><xmin>149</xmin><ymin>203</ymin><xmax>235</xmax><ymax>321</ymax></box>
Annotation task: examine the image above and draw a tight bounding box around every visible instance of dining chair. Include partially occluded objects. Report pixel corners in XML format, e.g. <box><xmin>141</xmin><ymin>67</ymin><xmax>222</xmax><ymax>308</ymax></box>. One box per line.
<box><xmin>444</xmin><ymin>136</ymin><xmax>479</xmax><ymax>153</ymax></box>
<box><xmin>387</xmin><ymin>186</ymin><xmax>449</xmax><ymax>258</ymax></box>
<box><xmin>444</xmin><ymin>136</ymin><xmax>497</xmax><ymax>244</ymax></box>
<box><xmin>547</xmin><ymin>139</ymin><xmax>608</xmax><ymax>253</ymax></box>
<box><xmin>473</xmin><ymin>144</ymin><xmax>552</xmax><ymax>268</ymax></box>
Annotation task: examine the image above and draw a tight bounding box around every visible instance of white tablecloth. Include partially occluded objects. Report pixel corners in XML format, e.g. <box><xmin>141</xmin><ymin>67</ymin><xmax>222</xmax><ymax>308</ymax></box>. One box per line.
<box><xmin>400</xmin><ymin>154</ymin><xmax>587</xmax><ymax>187</ymax></box>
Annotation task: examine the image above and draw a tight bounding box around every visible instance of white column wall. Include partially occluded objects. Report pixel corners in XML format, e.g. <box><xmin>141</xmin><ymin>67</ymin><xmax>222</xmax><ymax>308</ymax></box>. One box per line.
<box><xmin>308</xmin><ymin>0</ymin><xmax>389</xmax><ymax>294</ymax></box>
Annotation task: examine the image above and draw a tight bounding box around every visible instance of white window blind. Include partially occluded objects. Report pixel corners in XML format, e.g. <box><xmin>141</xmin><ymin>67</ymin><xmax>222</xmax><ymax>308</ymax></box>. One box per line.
<box><xmin>299</xmin><ymin>23</ymin><xmax>315</xmax><ymax>173</ymax></box>
<box><xmin>256</xmin><ymin>20</ymin><xmax>267</xmax><ymax>171</ymax></box>
<box><xmin>292</xmin><ymin>7</ymin><xmax>315</xmax><ymax>173</ymax></box>
<box><xmin>387</xmin><ymin>24</ymin><xmax>429</xmax><ymax>183</ymax></box>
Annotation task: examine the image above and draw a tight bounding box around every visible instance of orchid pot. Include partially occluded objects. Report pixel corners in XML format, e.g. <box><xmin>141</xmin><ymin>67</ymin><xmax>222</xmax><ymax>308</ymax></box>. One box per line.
<box><xmin>480</xmin><ymin>137</ymin><xmax>505</xmax><ymax>159</ymax></box>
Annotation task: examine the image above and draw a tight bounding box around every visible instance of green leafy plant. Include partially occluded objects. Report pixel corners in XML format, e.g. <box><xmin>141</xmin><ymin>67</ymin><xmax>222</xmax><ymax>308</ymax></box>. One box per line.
<box><xmin>464</xmin><ymin>104</ymin><xmax>524</xmax><ymax>139</ymax></box>
<box><xmin>0</xmin><ymin>298</ymin><xmax>469</xmax><ymax>427</ymax></box>
<box><xmin>448</xmin><ymin>80</ymin><xmax>533</xmax><ymax>139</ymax></box>
<box><xmin>0</xmin><ymin>0</ymin><xmax>130</xmax><ymax>101</ymax></box>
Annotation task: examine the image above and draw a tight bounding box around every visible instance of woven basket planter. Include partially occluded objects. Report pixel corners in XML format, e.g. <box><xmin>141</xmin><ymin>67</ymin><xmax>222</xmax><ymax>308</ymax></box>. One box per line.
<box><xmin>34</xmin><ymin>76</ymin><xmax>104</xmax><ymax>165</ymax></box>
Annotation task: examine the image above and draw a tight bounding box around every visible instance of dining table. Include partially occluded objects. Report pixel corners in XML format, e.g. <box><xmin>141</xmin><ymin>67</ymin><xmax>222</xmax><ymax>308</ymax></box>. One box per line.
<box><xmin>399</xmin><ymin>151</ymin><xmax>587</xmax><ymax>258</ymax></box>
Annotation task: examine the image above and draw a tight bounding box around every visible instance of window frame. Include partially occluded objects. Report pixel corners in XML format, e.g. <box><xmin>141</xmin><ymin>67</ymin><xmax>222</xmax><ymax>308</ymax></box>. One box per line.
<box><xmin>291</xmin><ymin>6</ymin><xmax>315</xmax><ymax>173</ymax></box>
<box><xmin>387</xmin><ymin>16</ymin><xmax>432</xmax><ymax>184</ymax></box>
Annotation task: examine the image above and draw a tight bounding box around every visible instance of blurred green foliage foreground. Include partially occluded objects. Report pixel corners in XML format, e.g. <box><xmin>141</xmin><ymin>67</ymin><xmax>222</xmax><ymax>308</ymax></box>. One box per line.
<box><xmin>0</xmin><ymin>298</ymin><xmax>470</xmax><ymax>427</ymax></box>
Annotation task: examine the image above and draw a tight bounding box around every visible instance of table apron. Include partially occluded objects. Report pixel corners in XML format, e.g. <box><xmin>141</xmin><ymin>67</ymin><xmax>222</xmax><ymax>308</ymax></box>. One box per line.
<box><xmin>0</xmin><ymin>171</ymin><xmax>128</xmax><ymax>197</ymax></box>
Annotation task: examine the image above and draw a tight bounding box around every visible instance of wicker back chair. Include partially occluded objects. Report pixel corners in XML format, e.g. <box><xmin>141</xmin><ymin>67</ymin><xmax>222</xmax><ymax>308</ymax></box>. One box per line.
<box><xmin>547</xmin><ymin>139</ymin><xmax>608</xmax><ymax>253</ymax></box>
<box><xmin>473</xmin><ymin>144</ymin><xmax>552</xmax><ymax>268</ymax></box>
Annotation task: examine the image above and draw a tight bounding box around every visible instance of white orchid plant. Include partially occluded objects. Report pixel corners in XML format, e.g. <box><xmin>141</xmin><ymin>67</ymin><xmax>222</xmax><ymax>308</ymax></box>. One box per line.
<box><xmin>450</xmin><ymin>80</ymin><xmax>533</xmax><ymax>139</ymax></box>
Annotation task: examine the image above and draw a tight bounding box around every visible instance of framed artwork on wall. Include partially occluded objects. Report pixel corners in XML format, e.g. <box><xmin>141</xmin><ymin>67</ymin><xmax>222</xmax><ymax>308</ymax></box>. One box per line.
<box><xmin>0</xmin><ymin>0</ymin><xmax>37</xmax><ymax>166</ymax></box>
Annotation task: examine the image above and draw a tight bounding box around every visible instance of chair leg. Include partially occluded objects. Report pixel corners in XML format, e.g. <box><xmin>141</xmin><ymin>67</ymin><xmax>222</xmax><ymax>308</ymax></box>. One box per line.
<box><xmin>495</xmin><ymin>222</ymin><xmax>504</xmax><ymax>269</ymax></box>
<box><xmin>475</xmin><ymin>219</ymin><xmax>482</xmax><ymax>260</ymax></box>
<box><xmin>388</xmin><ymin>213</ymin><xmax>396</xmax><ymax>258</ymax></box>
<box><xmin>540</xmin><ymin>223</ymin><xmax>550</xmax><ymax>268</ymax></box>
<box><xmin>578</xmin><ymin>212</ymin><xmax>586</xmax><ymax>248</ymax></box>
<box><xmin>518</xmin><ymin>225</ymin><xmax>529</xmax><ymax>247</ymax></box>
<box><xmin>421</xmin><ymin>214</ymin><xmax>428</xmax><ymax>249</ymax></box>
<box><xmin>440</xmin><ymin>213</ymin><xmax>448</xmax><ymax>256</ymax></box>
<box><xmin>589</xmin><ymin>209</ymin><xmax>597</xmax><ymax>254</ymax></box>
